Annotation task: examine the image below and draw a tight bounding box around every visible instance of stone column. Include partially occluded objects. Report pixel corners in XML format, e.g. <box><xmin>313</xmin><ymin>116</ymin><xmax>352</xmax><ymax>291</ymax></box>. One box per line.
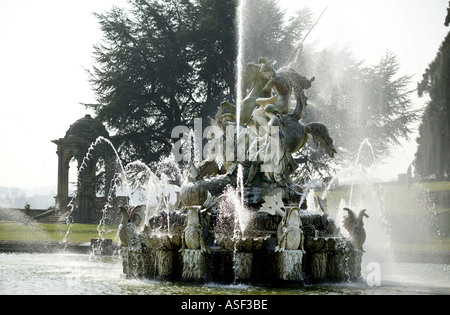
<box><xmin>53</xmin><ymin>140</ymin><xmax>71</xmax><ymax>212</ymax></box>
<box><xmin>276</xmin><ymin>250</ymin><xmax>303</xmax><ymax>281</ymax></box>
<box><xmin>233</xmin><ymin>252</ymin><xmax>254</xmax><ymax>282</ymax></box>
<box><xmin>181</xmin><ymin>250</ymin><xmax>209</xmax><ymax>281</ymax></box>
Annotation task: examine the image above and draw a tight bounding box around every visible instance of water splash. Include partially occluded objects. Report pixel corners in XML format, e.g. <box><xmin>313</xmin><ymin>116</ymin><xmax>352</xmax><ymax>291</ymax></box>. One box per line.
<box><xmin>96</xmin><ymin>172</ymin><xmax>123</xmax><ymax>241</ymax></box>
<box><xmin>235</xmin><ymin>164</ymin><xmax>251</xmax><ymax>235</ymax></box>
<box><xmin>329</xmin><ymin>139</ymin><xmax>396</xmax><ymax>279</ymax></box>
<box><xmin>321</xmin><ymin>176</ymin><xmax>339</xmax><ymax>200</ymax></box>
<box><xmin>299</xmin><ymin>179</ymin><xmax>322</xmax><ymax>213</ymax></box>
<box><xmin>62</xmin><ymin>137</ymin><xmax>129</xmax><ymax>250</ymax></box>
<box><xmin>125</xmin><ymin>161</ymin><xmax>160</xmax><ymax>220</ymax></box>
<box><xmin>349</xmin><ymin>138</ymin><xmax>376</xmax><ymax>208</ymax></box>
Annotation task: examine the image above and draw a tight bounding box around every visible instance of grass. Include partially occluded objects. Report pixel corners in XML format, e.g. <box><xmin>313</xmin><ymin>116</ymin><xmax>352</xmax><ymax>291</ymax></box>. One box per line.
<box><xmin>0</xmin><ymin>222</ymin><xmax>118</xmax><ymax>243</ymax></box>
<box><xmin>1</xmin><ymin>181</ymin><xmax>449</xmax><ymax>252</ymax></box>
<box><xmin>317</xmin><ymin>181</ymin><xmax>450</xmax><ymax>253</ymax></box>
<box><xmin>320</xmin><ymin>181</ymin><xmax>450</xmax><ymax>216</ymax></box>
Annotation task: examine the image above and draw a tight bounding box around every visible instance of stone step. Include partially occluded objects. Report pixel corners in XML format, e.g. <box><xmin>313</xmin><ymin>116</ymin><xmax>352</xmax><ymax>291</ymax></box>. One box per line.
<box><xmin>33</xmin><ymin>212</ymin><xmax>64</xmax><ymax>224</ymax></box>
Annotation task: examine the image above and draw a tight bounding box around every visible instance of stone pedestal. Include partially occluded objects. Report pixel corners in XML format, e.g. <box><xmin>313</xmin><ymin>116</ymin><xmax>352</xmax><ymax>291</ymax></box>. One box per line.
<box><xmin>276</xmin><ymin>250</ymin><xmax>303</xmax><ymax>281</ymax></box>
<box><xmin>182</xmin><ymin>250</ymin><xmax>209</xmax><ymax>280</ymax></box>
<box><xmin>310</xmin><ymin>252</ymin><xmax>327</xmax><ymax>279</ymax></box>
<box><xmin>122</xmin><ymin>247</ymin><xmax>144</xmax><ymax>278</ymax></box>
<box><xmin>233</xmin><ymin>252</ymin><xmax>253</xmax><ymax>282</ymax></box>
<box><xmin>156</xmin><ymin>250</ymin><xmax>177</xmax><ymax>279</ymax></box>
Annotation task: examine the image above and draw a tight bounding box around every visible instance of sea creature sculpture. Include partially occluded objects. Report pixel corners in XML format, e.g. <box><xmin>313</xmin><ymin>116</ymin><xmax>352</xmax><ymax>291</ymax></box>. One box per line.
<box><xmin>244</xmin><ymin>65</ymin><xmax>336</xmax><ymax>186</ymax></box>
<box><xmin>343</xmin><ymin>208</ymin><xmax>369</xmax><ymax>251</ymax></box>
<box><xmin>260</xmin><ymin>66</ymin><xmax>336</xmax><ymax>158</ymax></box>
<box><xmin>118</xmin><ymin>206</ymin><xmax>143</xmax><ymax>248</ymax></box>
<box><xmin>276</xmin><ymin>207</ymin><xmax>306</xmax><ymax>253</ymax></box>
<box><xmin>262</xmin><ymin>67</ymin><xmax>314</xmax><ymax>116</ymax></box>
<box><xmin>215</xmin><ymin>58</ymin><xmax>275</xmax><ymax>125</ymax></box>
<box><xmin>180</xmin><ymin>207</ymin><xmax>210</xmax><ymax>253</ymax></box>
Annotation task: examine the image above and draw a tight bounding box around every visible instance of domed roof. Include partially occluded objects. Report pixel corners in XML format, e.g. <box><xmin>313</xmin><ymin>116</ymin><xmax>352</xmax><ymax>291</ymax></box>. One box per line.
<box><xmin>65</xmin><ymin>114</ymin><xmax>109</xmax><ymax>140</ymax></box>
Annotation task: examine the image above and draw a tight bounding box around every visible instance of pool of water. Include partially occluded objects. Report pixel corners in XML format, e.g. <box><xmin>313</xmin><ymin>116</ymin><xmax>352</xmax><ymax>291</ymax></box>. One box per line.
<box><xmin>0</xmin><ymin>253</ymin><xmax>449</xmax><ymax>295</ymax></box>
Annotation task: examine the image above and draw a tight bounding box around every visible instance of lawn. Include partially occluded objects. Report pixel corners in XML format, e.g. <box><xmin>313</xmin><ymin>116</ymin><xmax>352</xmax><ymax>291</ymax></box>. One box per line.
<box><xmin>318</xmin><ymin>181</ymin><xmax>450</xmax><ymax>253</ymax></box>
<box><xmin>1</xmin><ymin>181</ymin><xmax>448</xmax><ymax>252</ymax></box>
<box><xmin>320</xmin><ymin>181</ymin><xmax>450</xmax><ymax>216</ymax></box>
<box><xmin>0</xmin><ymin>222</ymin><xmax>118</xmax><ymax>243</ymax></box>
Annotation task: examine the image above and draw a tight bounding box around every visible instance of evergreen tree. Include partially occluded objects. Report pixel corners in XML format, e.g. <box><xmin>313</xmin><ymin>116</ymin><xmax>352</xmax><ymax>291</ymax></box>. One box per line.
<box><xmin>86</xmin><ymin>0</ymin><xmax>419</xmax><ymax>183</ymax></box>
<box><xmin>240</xmin><ymin>0</ymin><xmax>313</xmax><ymax>66</ymax></box>
<box><xmin>297</xmin><ymin>49</ymin><xmax>419</xmax><ymax>180</ymax></box>
<box><xmin>86</xmin><ymin>0</ymin><xmax>312</xmax><ymax>167</ymax></box>
<box><xmin>445</xmin><ymin>1</ymin><xmax>450</xmax><ymax>27</ymax></box>
<box><xmin>415</xmin><ymin>15</ymin><xmax>450</xmax><ymax>180</ymax></box>
<box><xmin>85</xmin><ymin>0</ymin><xmax>237</xmax><ymax>166</ymax></box>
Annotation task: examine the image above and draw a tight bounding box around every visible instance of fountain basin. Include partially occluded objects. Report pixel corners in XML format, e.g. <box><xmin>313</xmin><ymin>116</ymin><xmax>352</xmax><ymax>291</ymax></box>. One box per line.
<box><xmin>121</xmin><ymin>208</ymin><xmax>362</xmax><ymax>285</ymax></box>
<box><xmin>215</xmin><ymin>234</ymin><xmax>271</xmax><ymax>252</ymax></box>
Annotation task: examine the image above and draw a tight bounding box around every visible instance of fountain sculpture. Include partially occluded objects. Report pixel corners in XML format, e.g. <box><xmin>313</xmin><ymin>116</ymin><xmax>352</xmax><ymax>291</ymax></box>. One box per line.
<box><xmin>118</xmin><ymin>57</ymin><xmax>369</xmax><ymax>285</ymax></box>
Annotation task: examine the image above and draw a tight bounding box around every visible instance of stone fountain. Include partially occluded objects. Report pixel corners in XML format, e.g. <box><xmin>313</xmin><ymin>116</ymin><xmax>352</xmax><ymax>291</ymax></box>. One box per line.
<box><xmin>118</xmin><ymin>57</ymin><xmax>368</xmax><ymax>285</ymax></box>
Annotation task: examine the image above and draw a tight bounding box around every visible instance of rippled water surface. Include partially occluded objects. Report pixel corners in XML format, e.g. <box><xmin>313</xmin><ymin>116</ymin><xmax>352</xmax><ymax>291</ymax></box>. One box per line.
<box><xmin>0</xmin><ymin>253</ymin><xmax>449</xmax><ymax>295</ymax></box>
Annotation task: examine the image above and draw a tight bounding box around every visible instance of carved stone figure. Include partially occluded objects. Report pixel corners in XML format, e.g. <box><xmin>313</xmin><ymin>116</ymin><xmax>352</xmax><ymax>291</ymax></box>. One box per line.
<box><xmin>263</xmin><ymin>67</ymin><xmax>314</xmax><ymax>116</ymax></box>
<box><xmin>276</xmin><ymin>207</ymin><xmax>306</xmax><ymax>253</ymax></box>
<box><xmin>118</xmin><ymin>206</ymin><xmax>142</xmax><ymax>248</ymax></box>
<box><xmin>343</xmin><ymin>208</ymin><xmax>369</xmax><ymax>251</ymax></box>
<box><xmin>242</xmin><ymin>64</ymin><xmax>336</xmax><ymax>187</ymax></box>
<box><xmin>180</xmin><ymin>207</ymin><xmax>210</xmax><ymax>253</ymax></box>
<box><xmin>216</xmin><ymin>58</ymin><xmax>275</xmax><ymax>125</ymax></box>
<box><xmin>247</xmin><ymin>104</ymin><xmax>296</xmax><ymax>185</ymax></box>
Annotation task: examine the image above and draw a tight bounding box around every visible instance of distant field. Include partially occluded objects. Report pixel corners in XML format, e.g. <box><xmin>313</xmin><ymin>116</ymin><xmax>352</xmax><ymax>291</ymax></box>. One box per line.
<box><xmin>1</xmin><ymin>182</ymin><xmax>449</xmax><ymax>252</ymax></box>
<box><xmin>0</xmin><ymin>222</ymin><xmax>118</xmax><ymax>243</ymax></box>
<box><xmin>320</xmin><ymin>181</ymin><xmax>450</xmax><ymax>253</ymax></box>
<box><xmin>320</xmin><ymin>181</ymin><xmax>450</xmax><ymax>215</ymax></box>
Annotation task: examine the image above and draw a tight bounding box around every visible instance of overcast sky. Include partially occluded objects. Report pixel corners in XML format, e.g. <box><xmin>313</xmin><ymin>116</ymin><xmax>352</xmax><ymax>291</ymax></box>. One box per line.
<box><xmin>0</xmin><ymin>0</ymin><xmax>448</xmax><ymax>193</ymax></box>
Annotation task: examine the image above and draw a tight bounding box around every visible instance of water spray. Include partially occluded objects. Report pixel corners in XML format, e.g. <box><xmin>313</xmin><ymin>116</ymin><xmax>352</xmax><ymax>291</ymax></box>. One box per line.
<box><xmin>287</xmin><ymin>5</ymin><xmax>329</xmax><ymax>68</ymax></box>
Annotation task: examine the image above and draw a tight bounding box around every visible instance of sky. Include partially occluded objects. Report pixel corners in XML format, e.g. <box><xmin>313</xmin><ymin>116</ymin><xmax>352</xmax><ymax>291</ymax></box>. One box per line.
<box><xmin>277</xmin><ymin>0</ymin><xmax>449</xmax><ymax>182</ymax></box>
<box><xmin>0</xmin><ymin>0</ymin><xmax>448</xmax><ymax>196</ymax></box>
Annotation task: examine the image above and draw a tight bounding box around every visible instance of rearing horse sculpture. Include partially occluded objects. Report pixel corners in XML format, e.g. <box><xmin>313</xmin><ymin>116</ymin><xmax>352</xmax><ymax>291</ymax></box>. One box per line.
<box><xmin>216</xmin><ymin>58</ymin><xmax>275</xmax><ymax>125</ymax></box>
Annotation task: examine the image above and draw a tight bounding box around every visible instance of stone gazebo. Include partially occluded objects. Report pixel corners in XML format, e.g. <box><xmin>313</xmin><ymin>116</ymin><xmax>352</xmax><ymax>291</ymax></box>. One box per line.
<box><xmin>52</xmin><ymin>115</ymin><xmax>115</xmax><ymax>224</ymax></box>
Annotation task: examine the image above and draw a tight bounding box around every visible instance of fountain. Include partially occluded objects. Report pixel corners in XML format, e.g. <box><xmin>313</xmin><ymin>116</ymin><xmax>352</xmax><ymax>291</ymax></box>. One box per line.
<box><xmin>117</xmin><ymin>45</ymin><xmax>367</xmax><ymax>283</ymax></box>
<box><xmin>1</xmin><ymin>2</ymin><xmax>448</xmax><ymax>296</ymax></box>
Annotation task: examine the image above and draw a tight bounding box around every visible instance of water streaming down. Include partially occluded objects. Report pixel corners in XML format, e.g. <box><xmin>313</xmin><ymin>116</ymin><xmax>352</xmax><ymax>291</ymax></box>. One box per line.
<box><xmin>124</xmin><ymin>160</ymin><xmax>177</xmax><ymax>233</ymax></box>
<box><xmin>319</xmin><ymin>136</ymin><xmax>450</xmax><ymax>285</ymax></box>
<box><xmin>235</xmin><ymin>0</ymin><xmax>251</xmax><ymax>237</ymax></box>
<box><xmin>62</xmin><ymin>136</ymin><xmax>132</xmax><ymax>250</ymax></box>
<box><xmin>61</xmin><ymin>136</ymin><xmax>181</xmax><ymax>256</ymax></box>
<box><xmin>348</xmin><ymin>139</ymin><xmax>376</xmax><ymax>208</ymax></box>
<box><xmin>235</xmin><ymin>164</ymin><xmax>252</xmax><ymax>235</ymax></box>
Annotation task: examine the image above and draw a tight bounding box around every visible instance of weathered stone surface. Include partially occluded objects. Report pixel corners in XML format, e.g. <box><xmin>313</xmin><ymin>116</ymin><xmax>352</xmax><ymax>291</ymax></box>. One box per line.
<box><xmin>119</xmin><ymin>56</ymin><xmax>365</xmax><ymax>285</ymax></box>
<box><xmin>277</xmin><ymin>250</ymin><xmax>303</xmax><ymax>281</ymax></box>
